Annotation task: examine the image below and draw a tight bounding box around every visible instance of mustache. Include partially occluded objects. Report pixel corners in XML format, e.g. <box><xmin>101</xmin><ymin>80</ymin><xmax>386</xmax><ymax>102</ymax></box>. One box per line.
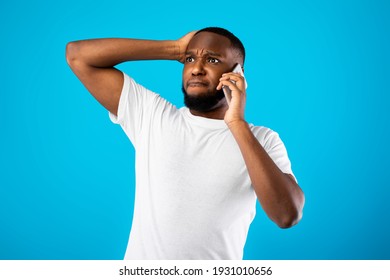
<box><xmin>186</xmin><ymin>79</ymin><xmax>209</xmax><ymax>87</ymax></box>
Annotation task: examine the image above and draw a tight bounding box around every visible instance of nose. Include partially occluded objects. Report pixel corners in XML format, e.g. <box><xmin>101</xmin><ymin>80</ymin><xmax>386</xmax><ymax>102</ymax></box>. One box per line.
<box><xmin>191</xmin><ymin>60</ymin><xmax>205</xmax><ymax>76</ymax></box>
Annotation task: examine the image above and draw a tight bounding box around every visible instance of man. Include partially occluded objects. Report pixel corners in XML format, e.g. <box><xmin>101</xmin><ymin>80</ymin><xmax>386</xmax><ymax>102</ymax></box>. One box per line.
<box><xmin>66</xmin><ymin>27</ymin><xmax>305</xmax><ymax>260</ymax></box>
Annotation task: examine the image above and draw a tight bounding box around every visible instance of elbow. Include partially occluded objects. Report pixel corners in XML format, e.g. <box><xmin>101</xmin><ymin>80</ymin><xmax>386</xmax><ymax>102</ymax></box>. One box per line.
<box><xmin>65</xmin><ymin>41</ymin><xmax>80</xmax><ymax>66</ymax></box>
<box><xmin>276</xmin><ymin>209</ymin><xmax>303</xmax><ymax>229</ymax></box>
<box><xmin>276</xmin><ymin>196</ymin><xmax>305</xmax><ymax>229</ymax></box>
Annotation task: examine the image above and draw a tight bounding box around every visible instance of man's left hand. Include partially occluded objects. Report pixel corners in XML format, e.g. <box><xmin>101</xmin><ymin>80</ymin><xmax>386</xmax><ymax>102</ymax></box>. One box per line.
<box><xmin>216</xmin><ymin>72</ymin><xmax>247</xmax><ymax>126</ymax></box>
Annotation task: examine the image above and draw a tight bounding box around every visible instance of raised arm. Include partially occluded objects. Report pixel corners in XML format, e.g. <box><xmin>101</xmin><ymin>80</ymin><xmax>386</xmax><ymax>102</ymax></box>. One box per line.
<box><xmin>218</xmin><ymin>72</ymin><xmax>305</xmax><ymax>229</ymax></box>
<box><xmin>65</xmin><ymin>32</ymin><xmax>196</xmax><ymax>115</ymax></box>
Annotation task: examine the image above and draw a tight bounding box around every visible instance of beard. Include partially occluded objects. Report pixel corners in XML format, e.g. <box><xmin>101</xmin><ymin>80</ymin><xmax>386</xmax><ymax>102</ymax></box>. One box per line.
<box><xmin>182</xmin><ymin>85</ymin><xmax>225</xmax><ymax>112</ymax></box>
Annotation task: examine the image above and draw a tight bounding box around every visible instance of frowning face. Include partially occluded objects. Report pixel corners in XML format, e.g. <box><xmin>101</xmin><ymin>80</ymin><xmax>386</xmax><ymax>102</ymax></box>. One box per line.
<box><xmin>182</xmin><ymin>31</ymin><xmax>240</xmax><ymax>112</ymax></box>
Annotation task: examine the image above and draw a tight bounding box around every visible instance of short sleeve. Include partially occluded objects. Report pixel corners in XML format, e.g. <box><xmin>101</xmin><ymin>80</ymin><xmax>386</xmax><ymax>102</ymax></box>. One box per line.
<box><xmin>253</xmin><ymin>127</ymin><xmax>297</xmax><ymax>183</ymax></box>
<box><xmin>108</xmin><ymin>72</ymin><xmax>160</xmax><ymax>147</ymax></box>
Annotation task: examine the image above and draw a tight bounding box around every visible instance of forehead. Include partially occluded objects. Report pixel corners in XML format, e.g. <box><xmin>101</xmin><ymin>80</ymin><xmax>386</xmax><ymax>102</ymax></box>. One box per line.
<box><xmin>187</xmin><ymin>32</ymin><xmax>232</xmax><ymax>56</ymax></box>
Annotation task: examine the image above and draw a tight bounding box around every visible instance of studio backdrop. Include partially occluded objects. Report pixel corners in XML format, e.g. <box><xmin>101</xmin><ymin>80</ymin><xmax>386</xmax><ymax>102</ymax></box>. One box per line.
<box><xmin>1</xmin><ymin>0</ymin><xmax>389</xmax><ymax>260</ymax></box>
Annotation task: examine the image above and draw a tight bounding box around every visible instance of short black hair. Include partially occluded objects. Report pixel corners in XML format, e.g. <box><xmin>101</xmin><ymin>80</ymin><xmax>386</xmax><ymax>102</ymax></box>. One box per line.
<box><xmin>195</xmin><ymin>27</ymin><xmax>245</xmax><ymax>65</ymax></box>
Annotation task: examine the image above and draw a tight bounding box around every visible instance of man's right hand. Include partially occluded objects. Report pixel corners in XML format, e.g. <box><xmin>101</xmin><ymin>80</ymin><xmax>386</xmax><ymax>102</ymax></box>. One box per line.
<box><xmin>176</xmin><ymin>31</ymin><xmax>197</xmax><ymax>64</ymax></box>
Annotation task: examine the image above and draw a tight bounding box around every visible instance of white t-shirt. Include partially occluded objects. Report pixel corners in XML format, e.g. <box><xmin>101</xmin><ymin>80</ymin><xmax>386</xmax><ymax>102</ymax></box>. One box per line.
<box><xmin>109</xmin><ymin>72</ymin><xmax>295</xmax><ymax>260</ymax></box>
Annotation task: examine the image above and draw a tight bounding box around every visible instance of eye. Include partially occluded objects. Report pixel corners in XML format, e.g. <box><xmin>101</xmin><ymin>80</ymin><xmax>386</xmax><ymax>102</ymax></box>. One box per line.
<box><xmin>207</xmin><ymin>57</ymin><xmax>220</xmax><ymax>64</ymax></box>
<box><xmin>185</xmin><ymin>57</ymin><xmax>195</xmax><ymax>63</ymax></box>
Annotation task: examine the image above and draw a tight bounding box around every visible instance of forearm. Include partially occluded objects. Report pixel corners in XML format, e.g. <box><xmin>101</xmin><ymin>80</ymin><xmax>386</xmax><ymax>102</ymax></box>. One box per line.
<box><xmin>228</xmin><ymin>120</ymin><xmax>305</xmax><ymax>228</ymax></box>
<box><xmin>66</xmin><ymin>38</ymin><xmax>180</xmax><ymax>68</ymax></box>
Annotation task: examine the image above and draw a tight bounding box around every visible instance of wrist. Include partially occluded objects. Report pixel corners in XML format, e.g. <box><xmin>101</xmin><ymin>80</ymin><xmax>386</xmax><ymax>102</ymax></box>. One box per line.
<box><xmin>226</xmin><ymin>119</ymin><xmax>248</xmax><ymax>129</ymax></box>
<box><xmin>174</xmin><ymin>41</ymin><xmax>187</xmax><ymax>63</ymax></box>
<box><xmin>159</xmin><ymin>40</ymin><xmax>182</xmax><ymax>61</ymax></box>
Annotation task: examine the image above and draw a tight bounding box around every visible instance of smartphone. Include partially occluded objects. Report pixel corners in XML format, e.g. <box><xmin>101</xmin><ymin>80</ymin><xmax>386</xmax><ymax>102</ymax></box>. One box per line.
<box><xmin>222</xmin><ymin>63</ymin><xmax>248</xmax><ymax>105</ymax></box>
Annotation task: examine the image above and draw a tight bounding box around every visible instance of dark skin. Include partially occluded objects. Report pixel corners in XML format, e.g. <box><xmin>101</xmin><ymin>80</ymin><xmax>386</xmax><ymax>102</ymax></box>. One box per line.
<box><xmin>182</xmin><ymin>32</ymin><xmax>238</xmax><ymax>119</ymax></box>
<box><xmin>66</xmin><ymin>31</ymin><xmax>305</xmax><ymax>228</ymax></box>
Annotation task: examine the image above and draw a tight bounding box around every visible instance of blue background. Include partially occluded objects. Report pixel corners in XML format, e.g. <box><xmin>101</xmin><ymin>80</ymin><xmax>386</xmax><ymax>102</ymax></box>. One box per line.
<box><xmin>1</xmin><ymin>0</ymin><xmax>389</xmax><ymax>260</ymax></box>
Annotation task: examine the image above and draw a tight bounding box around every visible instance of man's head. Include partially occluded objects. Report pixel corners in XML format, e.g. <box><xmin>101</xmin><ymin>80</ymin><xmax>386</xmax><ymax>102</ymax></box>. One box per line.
<box><xmin>182</xmin><ymin>27</ymin><xmax>245</xmax><ymax>113</ymax></box>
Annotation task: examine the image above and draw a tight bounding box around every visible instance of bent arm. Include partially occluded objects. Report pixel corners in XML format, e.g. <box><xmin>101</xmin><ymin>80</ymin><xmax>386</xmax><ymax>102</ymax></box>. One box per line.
<box><xmin>218</xmin><ymin>70</ymin><xmax>304</xmax><ymax>229</ymax></box>
<box><xmin>229</xmin><ymin>121</ymin><xmax>305</xmax><ymax>228</ymax></box>
<box><xmin>65</xmin><ymin>33</ymin><xmax>195</xmax><ymax>115</ymax></box>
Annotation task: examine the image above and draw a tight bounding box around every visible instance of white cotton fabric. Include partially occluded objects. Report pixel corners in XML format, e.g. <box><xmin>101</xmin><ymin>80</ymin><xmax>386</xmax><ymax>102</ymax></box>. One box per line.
<box><xmin>109</xmin><ymin>72</ymin><xmax>296</xmax><ymax>260</ymax></box>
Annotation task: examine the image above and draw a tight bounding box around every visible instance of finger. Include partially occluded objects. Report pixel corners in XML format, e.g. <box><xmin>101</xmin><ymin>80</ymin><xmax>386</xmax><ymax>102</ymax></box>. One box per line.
<box><xmin>219</xmin><ymin>75</ymin><xmax>245</xmax><ymax>89</ymax></box>
<box><xmin>216</xmin><ymin>80</ymin><xmax>234</xmax><ymax>90</ymax></box>
<box><xmin>222</xmin><ymin>72</ymin><xmax>244</xmax><ymax>79</ymax></box>
<box><xmin>217</xmin><ymin>79</ymin><xmax>240</xmax><ymax>92</ymax></box>
<box><xmin>220</xmin><ymin>73</ymin><xmax>244</xmax><ymax>84</ymax></box>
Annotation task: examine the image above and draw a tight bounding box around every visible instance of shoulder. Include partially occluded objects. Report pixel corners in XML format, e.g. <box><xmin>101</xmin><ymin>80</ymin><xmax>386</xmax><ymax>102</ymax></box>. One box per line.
<box><xmin>249</xmin><ymin>124</ymin><xmax>278</xmax><ymax>141</ymax></box>
<box><xmin>122</xmin><ymin>72</ymin><xmax>154</xmax><ymax>97</ymax></box>
<box><xmin>249</xmin><ymin>124</ymin><xmax>284</xmax><ymax>150</ymax></box>
<box><xmin>122</xmin><ymin>71</ymin><xmax>171</xmax><ymax>108</ymax></box>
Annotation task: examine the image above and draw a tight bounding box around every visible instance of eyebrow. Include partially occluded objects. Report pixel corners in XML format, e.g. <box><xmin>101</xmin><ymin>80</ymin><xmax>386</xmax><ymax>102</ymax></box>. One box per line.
<box><xmin>185</xmin><ymin>50</ymin><xmax>223</xmax><ymax>57</ymax></box>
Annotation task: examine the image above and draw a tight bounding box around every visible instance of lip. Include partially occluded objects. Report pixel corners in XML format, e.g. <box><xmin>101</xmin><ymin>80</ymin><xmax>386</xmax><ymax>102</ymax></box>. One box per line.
<box><xmin>187</xmin><ymin>80</ymin><xmax>209</xmax><ymax>87</ymax></box>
